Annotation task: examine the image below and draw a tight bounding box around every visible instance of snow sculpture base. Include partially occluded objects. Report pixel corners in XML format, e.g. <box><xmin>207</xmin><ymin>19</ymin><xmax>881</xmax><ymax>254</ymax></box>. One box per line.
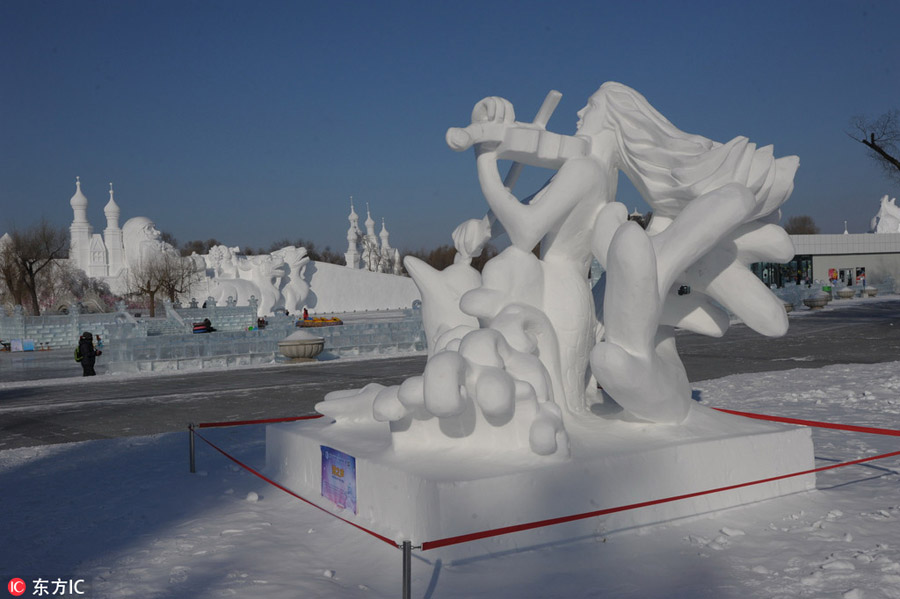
<box><xmin>266</xmin><ymin>405</ymin><xmax>814</xmax><ymax>555</ymax></box>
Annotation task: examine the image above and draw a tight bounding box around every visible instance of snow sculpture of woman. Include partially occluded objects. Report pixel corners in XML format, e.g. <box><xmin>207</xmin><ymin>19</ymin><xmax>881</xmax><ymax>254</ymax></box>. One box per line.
<box><xmin>871</xmin><ymin>195</ymin><xmax>900</xmax><ymax>234</ymax></box>
<box><xmin>318</xmin><ymin>82</ymin><xmax>798</xmax><ymax>455</ymax></box>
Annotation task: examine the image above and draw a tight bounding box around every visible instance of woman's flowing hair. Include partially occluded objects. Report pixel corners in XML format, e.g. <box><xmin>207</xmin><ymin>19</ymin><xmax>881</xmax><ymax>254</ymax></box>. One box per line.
<box><xmin>588</xmin><ymin>82</ymin><xmax>798</xmax><ymax>220</ymax></box>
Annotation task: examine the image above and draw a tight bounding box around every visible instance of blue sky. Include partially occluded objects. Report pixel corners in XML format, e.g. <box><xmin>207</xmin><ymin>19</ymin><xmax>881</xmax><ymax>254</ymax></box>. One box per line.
<box><xmin>2</xmin><ymin>0</ymin><xmax>899</xmax><ymax>254</ymax></box>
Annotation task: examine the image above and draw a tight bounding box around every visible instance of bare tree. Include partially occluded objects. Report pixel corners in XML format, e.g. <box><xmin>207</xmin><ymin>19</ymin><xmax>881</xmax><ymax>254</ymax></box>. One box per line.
<box><xmin>159</xmin><ymin>230</ymin><xmax>178</xmax><ymax>249</ymax></box>
<box><xmin>1</xmin><ymin>219</ymin><xmax>69</xmax><ymax>315</ymax></box>
<box><xmin>849</xmin><ymin>110</ymin><xmax>900</xmax><ymax>184</ymax></box>
<box><xmin>35</xmin><ymin>260</ymin><xmax>77</xmax><ymax>313</ymax></box>
<box><xmin>0</xmin><ymin>239</ymin><xmax>27</xmax><ymax>309</ymax></box>
<box><xmin>360</xmin><ymin>235</ymin><xmax>383</xmax><ymax>272</ymax></box>
<box><xmin>126</xmin><ymin>252</ymin><xmax>200</xmax><ymax>316</ymax></box>
<box><xmin>159</xmin><ymin>253</ymin><xmax>202</xmax><ymax>304</ymax></box>
<box><xmin>784</xmin><ymin>215</ymin><xmax>821</xmax><ymax>235</ymax></box>
<box><xmin>126</xmin><ymin>260</ymin><xmax>165</xmax><ymax>317</ymax></box>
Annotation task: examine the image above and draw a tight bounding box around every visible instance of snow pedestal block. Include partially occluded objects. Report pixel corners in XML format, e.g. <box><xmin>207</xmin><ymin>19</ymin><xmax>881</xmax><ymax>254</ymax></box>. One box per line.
<box><xmin>266</xmin><ymin>405</ymin><xmax>815</xmax><ymax>556</ymax></box>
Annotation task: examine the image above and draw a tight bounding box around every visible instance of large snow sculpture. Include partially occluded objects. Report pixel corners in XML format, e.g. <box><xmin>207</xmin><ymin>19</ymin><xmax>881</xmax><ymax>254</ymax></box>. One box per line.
<box><xmin>203</xmin><ymin>245</ymin><xmax>292</xmax><ymax>316</ymax></box>
<box><xmin>199</xmin><ymin>245</ymin><xmax>312</xmax><ymax>316</ymax></box>
<box><xmin>317</xmin><ymin>82</ymin><xmax>798</xmax><ymax>456</ymax></box>
<box><xmin>871</xmin><ymin>194</ymin><xmax>900</xmax><ymax>233</ymax></box>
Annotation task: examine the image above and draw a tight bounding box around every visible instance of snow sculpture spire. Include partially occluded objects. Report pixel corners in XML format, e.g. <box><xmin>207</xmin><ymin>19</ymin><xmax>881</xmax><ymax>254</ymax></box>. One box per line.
<box><xmin>70</xmin><ymin>176</ymin><xmax>89</xmax><ymax>222</ymax></box>
<box><xmin>364</xmin><ymin>203</ymin><xmax>377</xmax><ymax>239</ymax></box>
<box><xmin>104</xmin><ymin>182</ymin><xmax>125</xmax><ymax>277</ymax></box>
<box><xmin>104</xmin><ymin>182</ymin><xmax>120</xmax><ymax>227</ymax></box>
<box><xmin>69</xmin><ymin>176</ymin><xmax>93</xmax><ymax>271</ymax></box>
<box><xmin>379</xmin><ymin>218</ymin><xmax>391</xmax><ymax>249</ymax></box>
<box><xmin>361</xmin><ymin>202</ymin><xmax>379</xmax><ymax>271</ymax></box>
<box><xmin>344</xmin><ymin>197</ymin><xmax>361</xmax><ymax>269</ymax></box>
<box><xmin>378</xmin><ymin>218</ymin><xmax>392</xmax><ymax>273</ymax></box>
<box><xmin>392</xmin><ymin>248</ymin><xmax>402</xmax><ymax>275</ymax></box>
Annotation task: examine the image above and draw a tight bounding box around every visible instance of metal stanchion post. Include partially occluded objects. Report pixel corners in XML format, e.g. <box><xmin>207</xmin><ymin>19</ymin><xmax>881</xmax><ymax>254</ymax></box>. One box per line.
<box><xmin>189</xmin><ymin>424</ymin><xmax>196</xmax><ymax>474</ymax></box>
<box><xmin>402</xmin><ymin>540</ymin><xmax>411</xmax><ymax>599</ymax></box>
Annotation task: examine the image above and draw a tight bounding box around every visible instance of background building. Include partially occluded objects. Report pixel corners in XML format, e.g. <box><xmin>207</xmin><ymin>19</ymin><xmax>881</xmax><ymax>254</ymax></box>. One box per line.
<box><xmin>753</xmin><ymin>233</ymin><xmax>900</xmax><ymax>289</ymax></box>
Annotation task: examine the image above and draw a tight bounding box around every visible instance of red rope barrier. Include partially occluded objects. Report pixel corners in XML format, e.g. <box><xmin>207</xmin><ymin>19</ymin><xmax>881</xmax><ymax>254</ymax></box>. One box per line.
<box><xmin>712</xmin><ymin>408</ymin><xmax>900</xmax><ymax>437</ymax></box>
<box><xmin>420</xmin><ymin>408</ymin><xmax>900</xmax><ymax>550</ymax></box>
<box><xmin>420</xmin><ymin>448</ymin><xmax>900</xmax><ymax>550</ymax></box>
<box><xmin>191</xmin><ymin>428</ymin><xmax>399</xmax><ymax>548</ymax></box>
<box><xmin>191</xmin><ymin>407</ymin><xmax>900</xmax><ymax>552</ymax></box>
<box><xmin>197</xmin><ymin>414</ymin><xmax>323</xmax><ymax>429</ymax></box>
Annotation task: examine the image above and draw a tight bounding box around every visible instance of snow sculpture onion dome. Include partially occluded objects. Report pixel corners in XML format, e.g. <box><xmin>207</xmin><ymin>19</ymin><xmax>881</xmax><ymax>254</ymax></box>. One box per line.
<box><xmin>379</xmin><ymin>218</ymin><xmax>391</xmax><ymax>252</ymax></box>
<box><xmin>70</xmin><ymin>176</ymin><xmax>89</xmax><ymax>223</ymax></box>
<box><xmin>104</xmin><ymin>182</ymin><xmax>121</xmax><ymax>227</ymax></box>
<box><xmin>365</xmin><ymin>204</ymin><xmax>376</xmax><ymax>238</ymax></box>
<box><xmin>347</xmin><ymin>199</ymin><xmax>360</xmax><ymax>241</ymax></box>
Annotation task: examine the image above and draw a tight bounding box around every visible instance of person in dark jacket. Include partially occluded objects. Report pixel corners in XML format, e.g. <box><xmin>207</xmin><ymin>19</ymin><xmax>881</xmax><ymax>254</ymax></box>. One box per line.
<box><xmin>77</xmin><ymin>331</ymin><xmax>101</xmax><ymax>376</ymax></box>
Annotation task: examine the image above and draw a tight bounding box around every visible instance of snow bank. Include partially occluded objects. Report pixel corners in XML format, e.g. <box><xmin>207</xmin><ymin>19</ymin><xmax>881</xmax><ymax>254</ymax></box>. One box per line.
<box><xmin>305</xmin><ymin>262</ymin><xmax>419</xmax><ymax>314</ymax></box>
<box><xmin>4</xmin><ymin>361</ymin><xmax>900</xmax><ymax>598</ymax></box>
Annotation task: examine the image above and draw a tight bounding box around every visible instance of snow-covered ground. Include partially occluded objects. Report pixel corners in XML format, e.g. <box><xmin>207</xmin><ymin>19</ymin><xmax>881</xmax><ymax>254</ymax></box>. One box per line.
<box><xmin>4</xmin><ymin>360</ymin><xmax>900</xmax><ymax>598</ymax></box>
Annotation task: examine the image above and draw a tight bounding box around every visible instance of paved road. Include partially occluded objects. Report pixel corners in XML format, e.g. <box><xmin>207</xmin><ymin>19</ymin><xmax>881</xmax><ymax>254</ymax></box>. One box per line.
<box><xmin>0</xmin><ymin>356</ymin><xmax>428</xmax><ymax>450</ymax></box>
<box><xmin>1</xmin><ymin>298</ymin><xmax>898</xmax><ymax>449</ymax></box>
<box><xmin>677</xmin><ymin>298</ymin><xmax>900</xmax><ymax>380</ymax></box>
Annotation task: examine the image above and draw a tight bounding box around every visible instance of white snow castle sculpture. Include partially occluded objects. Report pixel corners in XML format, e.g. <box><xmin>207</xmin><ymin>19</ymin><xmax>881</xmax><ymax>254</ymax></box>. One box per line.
<box><xmin>344</xmin><ymin>199</ymin><xmax>402</xmax><ymax>274</ymax></box>
<box><xmin>316</xmin><ymin>82</ymin><xmax>799</xmax><ymax>454</ymax></box>
<box><xmin>68</xmin><ymin>178</ymin><xmax>181</xmax><ymax>294</ymax></box>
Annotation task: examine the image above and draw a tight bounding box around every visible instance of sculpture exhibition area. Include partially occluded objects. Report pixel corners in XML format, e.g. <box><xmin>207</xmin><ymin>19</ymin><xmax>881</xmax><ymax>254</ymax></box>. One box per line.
<box><xmin>4</xmin><ymin>82</ymin><xmax>900</xmax><ymax>599</ymax></box>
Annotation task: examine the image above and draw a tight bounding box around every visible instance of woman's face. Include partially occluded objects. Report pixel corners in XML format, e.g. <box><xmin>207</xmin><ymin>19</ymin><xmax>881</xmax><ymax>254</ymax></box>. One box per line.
<box><xmin>576</xmin><ymin>102</ymin><xmax>604</xmax><ymax>134</ymax></box>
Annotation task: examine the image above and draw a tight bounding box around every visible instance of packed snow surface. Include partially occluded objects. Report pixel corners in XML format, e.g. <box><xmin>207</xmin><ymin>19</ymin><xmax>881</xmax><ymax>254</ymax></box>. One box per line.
<box><xmin>4</xmin><ymin>361</ymin><xmax>900</xmax><ymax>598</ymax></box>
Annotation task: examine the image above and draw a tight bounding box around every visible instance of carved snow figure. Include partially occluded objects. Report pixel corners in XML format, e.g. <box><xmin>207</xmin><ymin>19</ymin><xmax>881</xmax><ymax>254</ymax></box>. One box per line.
<box><xmin>247</xmin><ymin>254</ymin><xmax>287</xmax><ymax>316</ymax></box>
<box><xmin>317</xmin><ymin>82</ymin><xmax>798</xmax><ymax>456</ymax></box>
<box><xmin>871</xmin><ymin>194</ymin><xmax>900</xmax><ymax>234</ymax></box>
<box><xmin>205</xmin><ymin>244</ymin><xmax>243</xmax><ymax>279</ymax></box>
<box><xmin>205</xmin><ymin>247</ymin><xmax>287</xmax><ymax>316</ymax></box>
<box><xmin>271</xmin><ymin>245</ymin><xmax>311</xmax><ymax>313</ymax></box>
<box><xmin>122</xmin><ymin>216</ymin><xmax>178</xmax><ymax>270</ymax></box>
<box><xmin>403</xmin><ymin>221</ymin><xmax>483</xmax><ymax>357</ymax></box>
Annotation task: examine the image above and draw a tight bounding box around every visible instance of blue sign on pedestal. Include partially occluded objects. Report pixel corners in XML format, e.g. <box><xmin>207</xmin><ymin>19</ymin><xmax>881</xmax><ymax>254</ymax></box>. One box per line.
<box><xmin>321</xmin><ymin>445</ymin><xmax>357</xmax><ymax>513</ymax></box>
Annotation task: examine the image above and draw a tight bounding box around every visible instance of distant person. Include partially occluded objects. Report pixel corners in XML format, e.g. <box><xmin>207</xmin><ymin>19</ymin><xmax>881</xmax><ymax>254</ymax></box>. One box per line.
<box><xmin>302</xmin><ymin>308</ymin><xmax>309</xmax><ymax>320</ymax></box>
<box><xmin>75</xmin><ymin>331</ymin><xmax>101</xmax><ymax>377</ymax></box>
<box><xmin>203</xmin><ymin>318</ymin><xmax>216</xmax><ymax>332</ymax></box>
